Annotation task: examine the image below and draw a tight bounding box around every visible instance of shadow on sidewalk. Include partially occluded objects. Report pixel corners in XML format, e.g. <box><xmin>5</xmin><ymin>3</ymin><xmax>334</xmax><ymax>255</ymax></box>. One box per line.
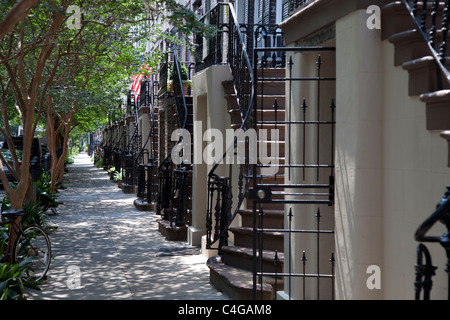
<box><xmin>26</xmin><ymin>153</ymin><xmax>228</xmax><ymax>300</ymax></box>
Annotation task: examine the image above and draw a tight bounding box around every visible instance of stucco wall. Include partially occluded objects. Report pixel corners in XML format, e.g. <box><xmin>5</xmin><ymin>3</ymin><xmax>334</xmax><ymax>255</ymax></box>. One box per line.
<box><xmin>380</xmin><ymin>32</ymin><xmax>450</xmax><ymax>300</ymax></box>
<box><xmin>334</xmin><ymin>9</ymin><xmax>450</xmax><ymax>300</ymax></box>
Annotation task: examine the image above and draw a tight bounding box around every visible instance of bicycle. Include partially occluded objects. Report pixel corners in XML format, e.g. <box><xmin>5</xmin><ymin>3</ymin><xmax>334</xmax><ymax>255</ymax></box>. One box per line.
<box><xmin>0</xmin><ymin>208</ymin><xmax>51</xmax><ymax>282</ymax></box>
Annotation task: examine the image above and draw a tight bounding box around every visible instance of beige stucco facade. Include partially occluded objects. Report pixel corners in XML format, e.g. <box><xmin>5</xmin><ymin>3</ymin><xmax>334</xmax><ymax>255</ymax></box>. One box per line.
<box><xmin>282</xmin><ymin>5</ymin><xmax>450</xmax><ymax>300</ymax></box>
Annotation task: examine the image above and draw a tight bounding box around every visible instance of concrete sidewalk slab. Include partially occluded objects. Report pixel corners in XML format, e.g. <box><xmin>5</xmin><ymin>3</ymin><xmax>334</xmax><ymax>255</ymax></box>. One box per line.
<box><xmin>27</xmin><ymin>153</ymin><xmax>227</xmax><ymax>300</ymax></box>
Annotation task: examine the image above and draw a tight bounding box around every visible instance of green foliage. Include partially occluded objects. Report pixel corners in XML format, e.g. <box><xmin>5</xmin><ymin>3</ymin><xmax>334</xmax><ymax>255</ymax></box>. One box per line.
<box><xmin>170</xmin><ymin>63</ymin><xmax>189</xmax><ymax>82</ymax></box>
<box><xmin>37</xmin><ymin>171</ymin><xmax>60</xmax><ymax>202</ymax></box>
<box><xmin>22</xmin><ymin>201</ymin><xmax>50</xmax><ymax>230</ymax></box>
<box><xmin>113</xmin><ymin>170</ymin><xmax>123</xmax><ymax>182</ymax></box>
<box><xmin>95</xmin><ymin>157</ymin><xmax>104</xmax><ymax>169</ymax></box>
<box><xmin>0</xmin><ymin>260</ymin><xmax>41</xmax><ymax>300</ymax></box>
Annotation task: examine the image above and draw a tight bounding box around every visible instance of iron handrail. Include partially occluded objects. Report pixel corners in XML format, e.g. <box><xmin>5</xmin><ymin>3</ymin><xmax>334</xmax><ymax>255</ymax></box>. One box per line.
<box><xmin>157</xmin><ymin>50</ymin><xmax>190</xmax><ymax>217</ymax></box>
<box><xmin>135</xmin><ymin>78</ymin><xmax>158</xmax><ymax>162</ymax></box>
<box><xmin>206</xmin><ymin>2</ymin><xmax>255</xmax><ymax>250</ymax></box>
<box><xmin>415</xmin><ymin>186</ymin><xmax>450</xmax><ymax>243</ymax></box>
<box><xmin>402</xmin><ymin>0</ymin><xmax>450</xmax><ymax>88</ymax></box>
<box><xmin>414</xmin><ymin>186</ymin><xmax>450</xmax><ymax>299</ymax></box>
<box><xmin>157</xmin><ymin>49</ymin><xmax>189</xmax><ymax>172</ymax></box>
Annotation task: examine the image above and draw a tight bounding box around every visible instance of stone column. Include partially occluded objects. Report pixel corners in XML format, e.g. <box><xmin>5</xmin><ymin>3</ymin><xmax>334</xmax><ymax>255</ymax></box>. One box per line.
<box><xmin>334</xmin><ymin>9</ymin><xmax>383</xmax><ymax>300</ymax></box>
<box><xmin>189</xmin><ymin>65</ymin><xmax>232</xmax><ymax>250</ymax></box>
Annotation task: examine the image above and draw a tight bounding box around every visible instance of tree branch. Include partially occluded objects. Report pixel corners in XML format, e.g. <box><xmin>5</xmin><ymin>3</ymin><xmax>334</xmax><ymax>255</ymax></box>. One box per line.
<box><xmin>0</xmin><ymin>0</ymin><xmax>40</xmax><ymax>40</ymax></box>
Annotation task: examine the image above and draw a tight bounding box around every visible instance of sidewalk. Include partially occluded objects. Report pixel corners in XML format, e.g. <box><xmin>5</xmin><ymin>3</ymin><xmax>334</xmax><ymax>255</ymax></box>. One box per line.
<box><xmin>27</xmin><ymin>153</ymin><xmax>227</xmax><ymax>300</ymax></box>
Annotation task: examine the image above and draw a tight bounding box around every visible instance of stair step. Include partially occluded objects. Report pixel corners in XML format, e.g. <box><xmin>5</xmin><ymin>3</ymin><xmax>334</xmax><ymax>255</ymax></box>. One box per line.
<box><xmin>257</xmin><ymin>68</ymin><xmax>286</xmax><ymax>78</ymax></box>
<box><xmin>226</xmin><ymin>95</ymin><xmax>286</xmax><ymax>110</ymax></box>
<box><xmin>222</xmin><ymin>246</ymin><xmax>284</xmax><ymax>273</ymax></box>
<box><xmin>230</xmin><ymin>226</ymin><xmax>284</xmax><ymax>252</ymax></box>
<box><xmin>402</xmin><ymin>56</ymin><xmax>450</xmax><ymax>96</ymax></box>
<box><xmin>238</xmin><ymin>208</ymin><xmax>284</xmax><ymax>228</ymax></box>
<box><xmin>256</xmin><ymin>82</ymin><xmax>286</xmax><ymax>95</ymax></box>
<box><xmin>381</xmin><ymin>1</ymin><xmax>421</xmax><ymax>40</ymax></box>
<box><xmin>389</xmin><ymin>29</ymin><xmax>430</xmax><ymax>66</ymax></box>
<box><xmin>420</xmin><ymin>89</ymin><xmax>450</xmax><ymax>130</ymax></box>
<box><xmin>228</xmin><ymin>109</ymin><xmax>286</xmax><ymax>120</ymax></box>
<box><xmin>207</xmin><ymin>256</ymin><xmax>274</xmax><ymax>300</ymax></box>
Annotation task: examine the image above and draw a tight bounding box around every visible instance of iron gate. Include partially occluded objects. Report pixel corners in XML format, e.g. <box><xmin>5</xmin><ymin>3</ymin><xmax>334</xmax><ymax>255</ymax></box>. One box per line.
<box><xmin>251</xmin><ymin>46</ymin><xmax>336</xmax><ymax>300</ymax></box>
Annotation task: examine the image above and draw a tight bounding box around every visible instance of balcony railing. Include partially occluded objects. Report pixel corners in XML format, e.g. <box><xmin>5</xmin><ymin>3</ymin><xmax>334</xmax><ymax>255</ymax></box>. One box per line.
<box><xmin>289</xmin><ymin>0</ymin><xmax>315</xmax><ymax>16</ymax></box>
<box><xmin>195</xmin><ymin>3</ymin><xmax>285</xmax><ymax>73</ymax></box>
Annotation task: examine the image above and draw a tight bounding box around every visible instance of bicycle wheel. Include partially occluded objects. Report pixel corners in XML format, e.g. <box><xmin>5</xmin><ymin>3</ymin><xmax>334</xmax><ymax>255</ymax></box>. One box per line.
<box><xmin>13</xmin><ymin>225</ymin><xmax>51</xmax><ymax>282</ymax></box>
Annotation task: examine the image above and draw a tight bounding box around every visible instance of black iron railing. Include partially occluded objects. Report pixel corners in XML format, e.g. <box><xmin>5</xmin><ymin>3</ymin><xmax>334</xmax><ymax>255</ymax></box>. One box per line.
<box><xmin>195</xmin><ymin>3</ymin><xmax>226</xmax><ymax>73</ymax></box>
<box><xmin>156</xmin><ymin>50</ymin><xmax>192</xmax><ymax>229</ymax></box>
<box><xmin>252</xmin><ymin>46</ymin><xmax>336</xmax><ymax>300</ymax></box>
<box><xmin>202</xmin><ymin>3</ymin><xmax>287</xmax><ymax>255</ymax></box>
<box><xmin>170</xmin><ymin>165</ymin><xmax>193</xmax><ymax>227</ymax></box>
<box><xmin>403</xmin><ymin>0</ymin><xmax>450</xmax><ymax>88</ymax></box>
<box><xmin>195</xmin><ymin>3</ymin><xmax>285</xmax><ymax>73</ymax></box>
<box><xmin>158</xmin><ymin>59</ymin><xmax>168</xmax><ymax>99</ymax></box>
<box><xmin>288</xmin><ymin>0</ymin><xmax>315</xmax><ymax>16</ymax></box>
<box><xmin>136</xmin><ymin>78</ymin><xmax>159</xmax><ymax>204</ymax></box>
<box><xmin>415</xmin><ymin>186</ymin><xmax>450</xmax><ymax>300</ymax></box>
<box><xmin>203</xmin><ymin>2</ymin><xmax>255</xmax><ymax>253</ymax></box>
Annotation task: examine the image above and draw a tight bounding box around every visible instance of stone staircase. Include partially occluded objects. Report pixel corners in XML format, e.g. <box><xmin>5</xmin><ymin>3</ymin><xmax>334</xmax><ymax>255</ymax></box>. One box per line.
<box><xmin>382</xmin><ymin>1</ymin><xmax>450</xmax><ymax>165</ymax></box>
<box><xmin>207</xmin><ymin>68</ymin><xmax>286</xmax><ymax>300</ymax></box>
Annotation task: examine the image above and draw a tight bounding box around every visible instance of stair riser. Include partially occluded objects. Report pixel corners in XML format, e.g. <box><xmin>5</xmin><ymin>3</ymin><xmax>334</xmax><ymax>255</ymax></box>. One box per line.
<box><xmin>240</xmin><ymin>213</ymin><xmax>284</xmax><ymax>229</ymax></box>
<box><xmin>226</xmin><ymin>96</ymin><xmax>286</xmax><ymax>110</ymax></box>
<box><xmin>232</xmin><ymin>230</ymin><xmax>284</xmax><ymax>252</ymax></box>
<box><xmin>209</xmin><ymin>267</ymin><xmax>273</xmax><ymax>300</ymax></box>
<box><xmin>223</xmin><ymin>250</ymin><xmax>284</xmax><ymax>274</ymax></box>
<box><xmin>426</xmin><ymin>103</ymin><xmax>450</xmax><ymax>130</ymax></box>
<box><xmin>228</xmin><ymin>109</ymin><xmax>286</xmax><ymax>122</ymax></box>
<box><xmin>381</xmin><ymin>2</ymin><xmax>423</xmax><ymax>40</ymax></box>
<box><xmin>393</xmin><ymin>39</ymin><xmax>429</xmax><ymax>67</ymax></box>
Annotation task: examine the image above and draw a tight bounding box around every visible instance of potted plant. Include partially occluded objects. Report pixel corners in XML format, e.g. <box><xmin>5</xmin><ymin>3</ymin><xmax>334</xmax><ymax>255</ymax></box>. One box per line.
<box><xmin>168</xmin><ymin>63</ymin><xmax>191</xmax><ymax>95</ymax></box>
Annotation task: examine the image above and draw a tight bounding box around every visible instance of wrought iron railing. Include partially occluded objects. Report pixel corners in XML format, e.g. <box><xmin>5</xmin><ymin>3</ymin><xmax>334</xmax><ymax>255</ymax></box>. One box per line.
<box><xmin>195</xmin><ymin>3</ymin><xmax>285</xmax><ymax>73</ymax></box>
<box><xmin>289</xmin><ymin>0</ymin><xmax>315</xmax><ymax>15</ymax></box>
<box><xmin>402</xmin><ymin>0</ymin><xmax>450</xmax><ymax>88</ymax></box>
<box><xmin>122</xmin><ymin>123</ymin><xmax>140</xmax><ymax>188</ymax></box>
<box><xmin>158</xmin><ymin>59</ymin><xmax>168</xmax><ymax>99</ymax></box>
<box><xmin>415</xmin><ymin>186</ymin><xmax>450</xmax><ymax>300</ymax></box>
<box><xmin>136</xmin><ymin>78</ymin><xmax>159</xmax><ymax>204</ymax></box>
<box><xmin>156</xmin><ymin>50</ymin><xmax>192</xmax><ymax>229</ymax></box>
<box><xmin>252</xmin><ymin>46</ymin><xmax>336</xmax><ymax>300</ymax></box>
<box><xmin>400</xmin><ymin>0</ymin><xmax>450</xmax><ymax>300</ymax></box>
<box><xmin>204</xmin><ymin>2</ymin><xmax>255</xmax><ymax>253</ymax></box>
<box><xmin>195</xmin><ymin>3</ymin><xmax>226</xmax><ymax>73</ymax></box>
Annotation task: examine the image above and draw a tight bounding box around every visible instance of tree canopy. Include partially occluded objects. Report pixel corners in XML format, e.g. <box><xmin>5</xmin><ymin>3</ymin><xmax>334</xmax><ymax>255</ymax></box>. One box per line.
<box><xmin>0</xmin><ymin>0</ymin><xmax>213</xmax><ymax>207</ymax></box>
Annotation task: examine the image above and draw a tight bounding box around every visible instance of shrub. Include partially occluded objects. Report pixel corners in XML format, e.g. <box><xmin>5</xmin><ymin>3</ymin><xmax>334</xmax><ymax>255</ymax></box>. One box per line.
<box><xmin>0</xmin><ymin>261</ymin><xmax>41</xmax><ymax>300</ymax></box>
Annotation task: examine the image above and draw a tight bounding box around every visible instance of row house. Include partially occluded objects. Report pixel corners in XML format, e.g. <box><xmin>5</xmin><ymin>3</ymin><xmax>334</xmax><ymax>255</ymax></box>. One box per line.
<box><xmin>94</xmin><ymin>0</ymin><xmax>450</xmax><ymax>300</ymax></box>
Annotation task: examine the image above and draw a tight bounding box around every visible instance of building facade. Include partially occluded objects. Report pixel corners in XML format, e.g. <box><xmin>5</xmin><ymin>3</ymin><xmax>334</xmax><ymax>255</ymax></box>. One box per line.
<box><xmin>93</xmin><ymin>0</ymin><xmax>450</xmax><ymax>300</ymax></box>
